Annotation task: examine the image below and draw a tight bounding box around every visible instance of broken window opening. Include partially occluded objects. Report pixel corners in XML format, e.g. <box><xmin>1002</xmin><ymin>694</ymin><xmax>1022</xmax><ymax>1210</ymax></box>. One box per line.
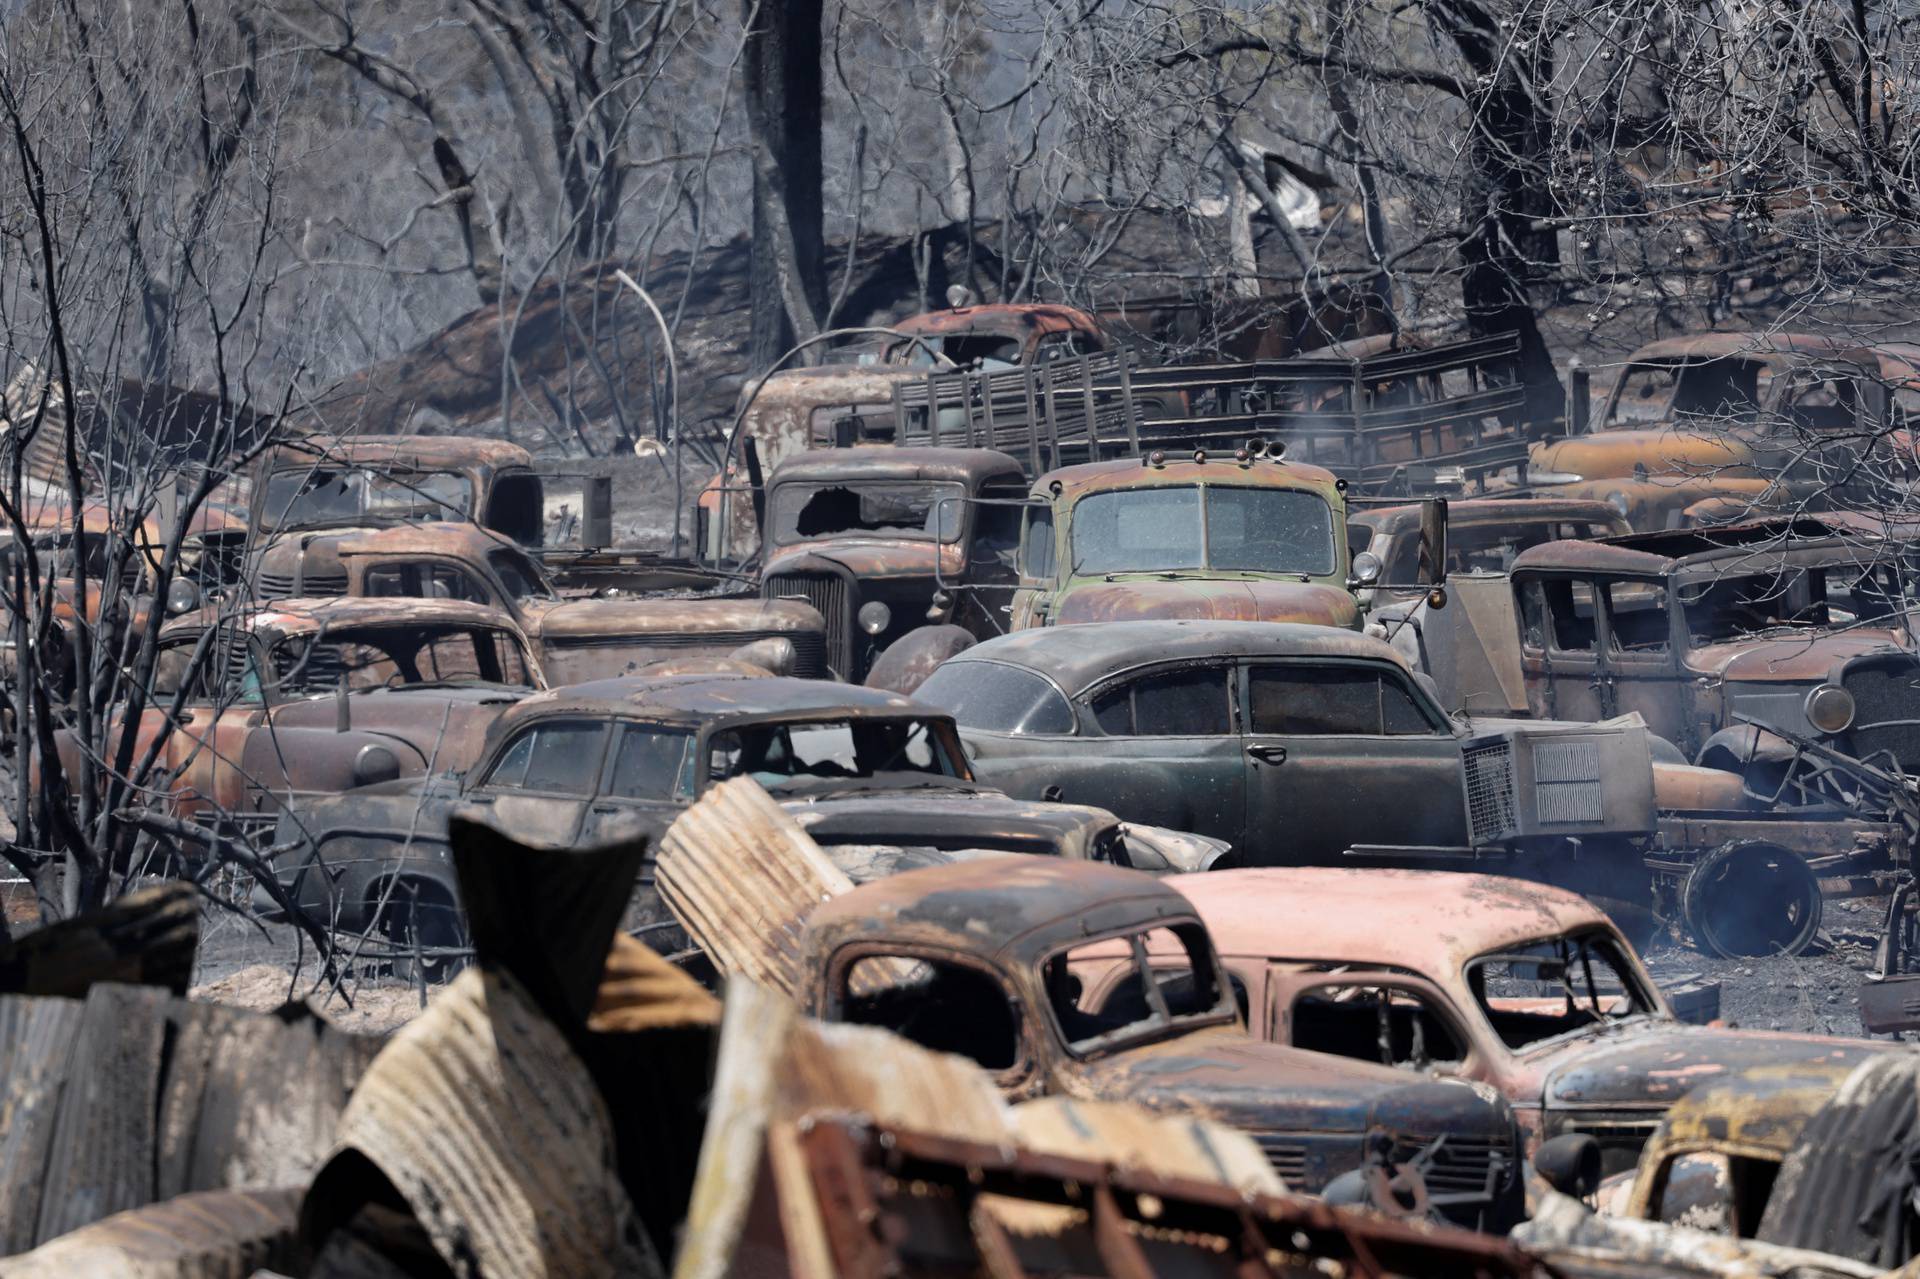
<box><xmin>838</xmin><ymin>954</ymin><xmax>1021</xmax><ymax>1071</ymax></box>
<box><xmin>768</xmin><ymin>480</ymin><xmax>968</xmax><ymax>545</ymax></box>
<box><xmin>268</xmin><ymin>624</ymin><xmax>533</xmax><ymax>695</ymax></box>
<box><xmin>1048</xmin><ymin>923</ymin><xmax>1233</xmax><ymax>1055</ymax></box>
<box><xmin>701</xmin><ymin>717</ymin><xmax>962</xmax><ymax>793</ymax></box>
<box><xmin>1465</xmin><ymin>930</ymin><xmax>1653</xmax><ymax>1051</ymax></box>
<box><xmin>1289</xmin><ymin>984</ymin><xmax>1466</xmax><ymax>1071</ymax></box>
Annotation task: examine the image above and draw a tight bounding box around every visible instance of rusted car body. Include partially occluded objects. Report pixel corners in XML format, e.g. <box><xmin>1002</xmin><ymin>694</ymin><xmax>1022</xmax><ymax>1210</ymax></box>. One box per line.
<box><xmin>62</xmin><ymin>597</ymin><xmax>543</xmax><ymax>842</ymax></box>
<box><xmin>260</xmin><ymin>673</ymin><xmax>1205</xmax><ymax>962</ymax></box>
<box><xmin>1004</xmin><ymin>453</ymin><xmax>1365</xmax><ymax>631</ymax></box>
<box><xmin>252</xmin><ymin>434</ymin><xmax>547</xmax><ymax>545</ymax></box>
<box><xmin>1530</xmin><ymin>333</ymin><xmax>1905</xmax><ymax>527</ymax></box>
<box><xmin>1352</xmin><ymin>497</ymin><xmax>1630</xmax><ymax>602</ymax></box>
<box><xmin>759</xmin><ymin>446</ymin><xmax>1027</xmax><ymax>681</ymax></box>
<box><xmin>884</xmin><ymin>300</ymin><xmax>1111</xmax><ymax>367</ymax></box>
<box><xmin>1615</xmin><ymin>1059</ymin><xmax>1858</xmax><ymax>1235</ymax></box>
<box><xmin>796</xmin><ymin>857</ymin><xmax>1528</xmax><ymax>1230</ymax></box>
<box><xmin>250</xmin><ymin>522</ymin><xmax>829</xmax><ymax>682</ymax></box>
<box><xmin>1156</xmin><ymin>868</ymin><xmax>1883</xmax><ymax>1178</ymax></box>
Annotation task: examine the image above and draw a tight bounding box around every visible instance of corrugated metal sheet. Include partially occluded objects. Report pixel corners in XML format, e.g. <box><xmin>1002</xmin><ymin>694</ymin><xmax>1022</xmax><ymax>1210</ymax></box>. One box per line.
<box><xmin>33</xmin><ymin>984</ymin><xmax>172</xmax><ymax>1245</ymax></box>
<box><xmin>0</xmin><ymin>995</ymin><xmax>85</xmax><ymax>1252</ymax></box>
<box><xmin>301</xmin><ymin>965</ymin><xmax>662</xmax><ymax>1279</ymax></box>
<box><xmin>0</xmin><ymin>1188</ymin><xmax>298</xmax><ymax>1279</ymax></box>
<box><xmin>655</xmin><ymin>778</ymin><xmax>852</xmax><ymax>998</ymax></box>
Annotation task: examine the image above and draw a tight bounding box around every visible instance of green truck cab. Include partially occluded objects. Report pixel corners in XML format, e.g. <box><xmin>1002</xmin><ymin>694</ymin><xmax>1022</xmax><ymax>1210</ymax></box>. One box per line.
<box><xmin>1004</xmin><ymin>449</ymin><xmax>1373</xmax><ymax>632</ymax></box>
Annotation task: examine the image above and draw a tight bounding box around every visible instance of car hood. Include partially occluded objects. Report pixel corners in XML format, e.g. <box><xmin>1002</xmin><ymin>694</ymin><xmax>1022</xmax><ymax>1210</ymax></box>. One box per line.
<box><xmin>1688</xmin><ymin>630</ymin><xmax>1915</xmax><ymax>681</ymax></box>
<box><xmin>1052</xmin><ymin>579</ymin><xmax>1360</xmax><ymax>628</ymax></box>
<box><xmin>763</xmin><ymin>542</ymin><xmax>958</xmax><ymax>581</ymax></box>
<box><xmin>1531</xmin><ymin>429</ymin><xmax>1756</xmax><ymax>480</ymax></box>
<box><xmin>1075</xmin><ymin>1025</ymin><xmax>1462</xmax><ymax>1133</ymax></box>
<box><xmin>1541</xmin><ymin>1023</ymin><xmax>1883</xmax><ymax>1111</ymax></box>
<box><xmin>517</xmin><ymin>595</ymin><xmax>823</xmax><ymax>640</ymax></box>
<box><xmin>783</xmin><ymin>787</ymin><xmax>1118</xmax><ymax>858</ymax></box>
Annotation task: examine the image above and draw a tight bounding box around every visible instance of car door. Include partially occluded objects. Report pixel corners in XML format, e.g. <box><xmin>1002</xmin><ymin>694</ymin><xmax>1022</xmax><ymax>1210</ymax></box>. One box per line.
<box><xmin>1597</xmin><ymin>577</ymin><xmax>1691</xmax><ymax>749</ymax></box>
<box><xmin>465</xmin><ymin>717</ymin><xmax>611</xmax><ymax>847</ymax></box>
<box><xmin>1237</xmin><ymin>660</ymin><xmax>1470</xmax><ymax>864</ymax></box>
<box><xmin>1516</xmin><ymin>573</ymin><xmax>1612</xmax><ymax>722</ymax></box>
<box><xmin>1064</xmin><ymin>662</ymin><xmax>1246</xmax><ymax>841</ymax></box>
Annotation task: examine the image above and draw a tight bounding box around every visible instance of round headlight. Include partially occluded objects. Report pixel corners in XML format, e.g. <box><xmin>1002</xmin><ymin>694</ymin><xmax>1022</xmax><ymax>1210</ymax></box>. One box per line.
<box><xmin>1350</xmin><ymin>551</ymin><xmax>1383</xmax><ymax>585</ymax></box>
<box><xmin>165</xmin><ymin>578</ymin><xmax>201</xmax><ymax>615</ymax></box>
<box><xmin>1804</xmin><ymin>684</ymin><xmax>1856</xmax><ymax>735</ymax></box>
<box><xmin>1606</xmin><ymin>491</ymin><xmax>1631</xmax><ymax>519</ymax></box>
<box><xmin>353</xmin><ymin>744</ymin><xmax>401</xmax><ymax>786</ymax></box>
<box><xmin>857</xmin><ymin>600</ymin><xmax>892</xmax><ymax>635</ymax></box>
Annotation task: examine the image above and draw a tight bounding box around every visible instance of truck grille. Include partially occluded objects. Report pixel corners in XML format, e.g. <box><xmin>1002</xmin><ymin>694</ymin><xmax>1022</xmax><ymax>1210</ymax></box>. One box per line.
<box><xmin>1462</xmin><ymin>740</ymin><xmax>1517</xmax><ymax>844</ymax></box>
<box><xmin>1391</xmin><ymin>1132</ymin><xmax>1510</xmax><ymax>1196</ymax></box>
<box><xmin>1531</xmin><ymin>738</ymin><xmax>1603</xmax><ymax>824</ymax></box>
<box><xmin>1843</xmin><ymin>659</ymin><xmax>1920</xmax><ymax>773</ymax></box>
<box><xmin>1248</xmin><ymin>1133</ymin><xmax>1308</xmax><ymax>1187</ymax></box>
<box><xmin>254</xmin><ymin>569</ymin><xmax>347</xmax><ymax>599</ymax></box>
<box><xmin>765</xmin><ymin>572</ymin><xmax>850</xmax><ymax>677</ymax></box>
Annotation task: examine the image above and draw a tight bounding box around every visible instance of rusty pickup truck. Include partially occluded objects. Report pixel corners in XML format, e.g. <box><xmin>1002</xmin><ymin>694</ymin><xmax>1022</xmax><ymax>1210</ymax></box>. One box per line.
<box><xmin>797</xmin><ymin>857</ymin><xmax>1528</xmax><ymax>1231</ymax></box>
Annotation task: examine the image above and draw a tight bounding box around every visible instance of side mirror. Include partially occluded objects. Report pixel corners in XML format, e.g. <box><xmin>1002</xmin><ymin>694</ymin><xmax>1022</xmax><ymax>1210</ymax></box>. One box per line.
<box><xmin>581</xmin><ymin>475</ymin><xmax>614</xmax><ymax>550</ymax></box>
<box><xmin>1533</xmin><ymin>1133</ymin><xmax>1602</xmax><ymax>1200</ymax></box>
<box><xmin>1418</xmin><ymin>497</ymin><xmax>1449</xmax><ymax>586</ymax></box>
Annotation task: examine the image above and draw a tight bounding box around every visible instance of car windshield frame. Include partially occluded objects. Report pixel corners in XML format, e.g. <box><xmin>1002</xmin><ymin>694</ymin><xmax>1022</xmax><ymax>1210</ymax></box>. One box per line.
<box><xmin>767</xmin><ymin>478</ymin><xmax>970</xmax><ymax>546</ymax></box>
<box><xmin>1463</xmin><ymin>926</ymin><xmax>1664</xmax><ymax>1056</ymax></box>
<box><xmin>1068</xmin><ymin>485</ymin><xmax>1337</xmax><ymax>578</ymax></box>
<box><xmin>261</xmin><ymin>465</ymin><xmax>476</xmax><ymax>531</ymax></box>
<box><xmin>1042</xmin><ymin>918</ymin><xmax>1238</xmax><ymax>1060</ymax></box>
<box><xmin>264</xmin><ymin>621</ymin><xmax>535</xmax><ymax>696</ymax></box>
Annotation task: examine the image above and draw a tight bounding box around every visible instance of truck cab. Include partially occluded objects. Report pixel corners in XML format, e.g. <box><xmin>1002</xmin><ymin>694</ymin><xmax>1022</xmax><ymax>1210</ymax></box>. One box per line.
<box><xmin>759</xmin><ymin>447</ymin><xmax>1027</xmax><ymax>681</ymax></box>
<box><xmin>1008</xmin><ymin>450</ymin><xmax>1365</xmax><ymax>630</ymax></box>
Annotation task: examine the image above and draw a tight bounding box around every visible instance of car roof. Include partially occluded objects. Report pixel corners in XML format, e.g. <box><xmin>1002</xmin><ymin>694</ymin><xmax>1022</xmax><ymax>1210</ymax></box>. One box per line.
<box><xmin>493</xmin><ymin>672</ymin><xmax>930</xmax><ymax>729</ymax></box>
<box><xmin>261</xmin><ymin>433</ymin><xmax>534</xmax><ymax>473</ymax></box>
<box><xmin>769</xmin><ymin>446</ymin><xmax>1026</xmax><ymax>487</ymax></box>
<box><xmin>948</xmin><ymin>620</ymin><xmax>1407</xmax><ymax>697</ymax></box>
<box><xmin>163</xmin><ymin>596</ymin><xmax>521</xmax><ymax>638</ymax></box>
<box><xmin>1353</xmin><ymin>498</ymin><xmax>1624</xmax><ymax>535</ymax></box>
<box><xmin>1651</xmin><ymin>1059</ymin><xmax>1862</xmax><ymax>1157</ymax></box>
<box><xmin>1035</xmin><ymin>455</ymin><xmax>1340</xmax><ymax>500</ymax></box>
<box><xmin>1168</xmin><ymin>868</ymin><xmax>1615</xmax><ymax>969</ymax></box>
<box><xmin>1511</xmin><ymin>518</ymin><xmax>1885</xmax><ymax>577</ymax></box>
<box><xmin>1620</xmin><ymin>332</ymin><xmax>1877</xmax><ymax>368</ymax></box>
<box><xmin>892</xmin><ymin>302</ymin><xmax>1102</xmax><ymax>341</ymax></box>
<box><xmin>804</xmin><ymin>858</ymin><xmax>1200</xmax><ymax>967</ymax></box>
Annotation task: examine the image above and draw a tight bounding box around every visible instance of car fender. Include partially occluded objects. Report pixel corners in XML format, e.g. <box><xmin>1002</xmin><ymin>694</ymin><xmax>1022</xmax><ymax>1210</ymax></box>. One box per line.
<box><xmin>1695</xmin><ymin>723</ymin><xmax>1799</xmax><ymax>772</ymax></box>
<box><xmin>863</xmin><ymin>624</ymin><xmax>976</xmax><ymax>694</ymax></box>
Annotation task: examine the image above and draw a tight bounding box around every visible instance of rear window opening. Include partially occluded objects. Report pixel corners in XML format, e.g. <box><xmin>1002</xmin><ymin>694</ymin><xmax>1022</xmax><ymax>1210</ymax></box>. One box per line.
<box><xmin>1466</xmin><ymin>930</ymin><xmax>1652</xmax><ymax>1051</ymax></box>
<box><xmin>1049</xmin><ymin>923</ymin><xmax>1234</xmax><ymax>1054</ymax></box>
<box><xmin>837</xmin><ymin>954</ymin><xmax>1021</xmax><ymax>1071</ymax></box>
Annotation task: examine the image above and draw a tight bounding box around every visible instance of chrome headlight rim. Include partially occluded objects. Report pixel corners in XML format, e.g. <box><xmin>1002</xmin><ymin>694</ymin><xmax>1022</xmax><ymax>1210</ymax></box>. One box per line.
<box><xmin>1804</xmin><ymin>682</ymin><xmax>1856</xmax><ymax>735</ymax></box>
<box><xmin>857</xmin><ymin>600</ymin><xmax>892</xmax><ymax>635</ymax></box>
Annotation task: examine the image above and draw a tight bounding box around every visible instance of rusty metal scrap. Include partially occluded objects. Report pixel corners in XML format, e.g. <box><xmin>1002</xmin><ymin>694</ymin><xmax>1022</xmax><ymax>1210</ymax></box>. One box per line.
<box><xmin>0</xmin><ymin>1188</ymin><xmax>300</xmax><ymax>1279</ymax></box>
<box><xmin>302</xmin><ymin>964</ymin><xmax>663</xmax><ymax>1279</ymax></box>
<box><xmin>1516</xmin><ymin>1190</ymin><xmax>1884</xmax><ymax>1278</ymax></box>
<box><xmin>0</xmin><ymin>881</ymin><xmax>198</xmax><ymax>999</ymax></box>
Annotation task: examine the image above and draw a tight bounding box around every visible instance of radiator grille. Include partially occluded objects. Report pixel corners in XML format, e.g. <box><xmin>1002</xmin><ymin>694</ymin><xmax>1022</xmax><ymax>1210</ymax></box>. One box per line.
<box><xmin>1843</xmin><ymin>659</ymin><xmax>1920</xmax><ymax>773</ymax></box>
<box><xmin>1462</xmin><ymin>740</ymin><xmax>1517</xmax><ymax>844</ymax></box>
<box><xmin>1248</xmin><ymin>1133</ymin><xmax>1309</xmax><ymax>1187</ymax></box>
<box><xmin>765</xmin><ymin>572</ymin><xmax>851</xmax><ymax>677</ymax></box>
<box><xmin>1532</xmin><ymin>738</ymin><xmax>1604</xmax><ymax>825</ymax></box>
<box><xmin>1390</xmin><ymin>1132</ymin><xmax>1510</xmax><ymax>1196</ymax></box>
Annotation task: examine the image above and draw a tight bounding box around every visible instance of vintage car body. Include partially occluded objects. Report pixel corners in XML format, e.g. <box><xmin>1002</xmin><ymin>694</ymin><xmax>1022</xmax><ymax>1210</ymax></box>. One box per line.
<box><xmin>796</xmin><ymin>857</ymin><xmax>1528</xmax><ymax>1230</ymax></box>
<box><xmin>259</xmin><ymin>673</ymin><xmax>1201</xmax><ymax>958</ymax></box>
<box><xmin>885</xmin><ymin>301</ymin><xmax>1111</xmax><ymax>367</ymax></box>
<box><xmin>249</xmin><ymin>522</ymin><xmax>829</xmax><ymax>682</ymax></box>
<box><xmin>1160</xmin><ymin>868</ymin><xmax>1884</xmax><ymax>1177</ymax></box>
<box><xmin>59</xmin><ymin>597</ymin><xmax>543</xmax><ymax>841</ymax></box>
<box><xmin>1615</xmin><ymin>1059</ymin><xmax>1859</xmax><ymax>1235</ymax></box>
<box><xmin>252</xmin><ymin>434</ymin><xmax>547</xmax><ymax>545</ymax></box>
<box><xmin>759</xmin><ymin>447</ymin><xmax>1028</xmax><ymax>681</ymax></box>
<box><xmin>1529</xmin><ymin>333</ymin><xmax>1895</xmax><ymax>527</ymax></box>
<box><xmin>1005</xmin><ymin>454</ymin><xmax>1363</xmax><ymax>632</ymax></box>
<box><xmin>1352</xmin><ymin>498</ymin><xmax>1629</xmax><ymax>602</ymax></box>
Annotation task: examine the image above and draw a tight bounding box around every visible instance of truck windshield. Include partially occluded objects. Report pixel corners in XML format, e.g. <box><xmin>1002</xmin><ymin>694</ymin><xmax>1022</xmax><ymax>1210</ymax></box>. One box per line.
<box><xmin>768</xmin><ymin>480</ymin><xmax>967</xmax><ymax>544</ymax></box>
<box><xmin>1679</xmin><ymin>562</ymin><xmax>1910</xmax><ymax>644</ymax></box>
<box><xmin>262</xmin><ymin>467</ymin><xmax>473</xmax><ymax>530</ymax></box>
<box><xmin>701</xmin><ymin>716</ymin><xmax>966</xmax><ymax>793</ymax></box>
<box><xmin>1070</xmin><ymin>486</ymin><xmax>1336</xmax><ymax>576</ymax></box>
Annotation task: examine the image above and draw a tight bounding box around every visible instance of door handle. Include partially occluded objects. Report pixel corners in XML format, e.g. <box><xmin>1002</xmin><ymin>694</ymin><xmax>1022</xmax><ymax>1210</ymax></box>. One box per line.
<box><xmin>467</xmin><ymin>793</ymin><xmax>496</xmax><ymax>805</ymax></box>
<box><xmin>1245</xmin><ymin>744</ymin><xmax>1288</xmax><ymax>765</ymax></box>
<box><xmin>590</xmin><ymin>802</ymin><xmax>620</xmax><ymax>814</ymax></box>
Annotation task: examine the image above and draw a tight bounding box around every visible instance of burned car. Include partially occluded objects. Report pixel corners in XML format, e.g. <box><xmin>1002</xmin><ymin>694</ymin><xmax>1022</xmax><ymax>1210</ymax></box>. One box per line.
<box><xmin>249</xmin><ymin>522</ymin><xmax>828</xmax><ymax>681</ymax></box>
<box><xmin>1161</xmin><ymin>868</ymin><xmax>1883</xmax><ymax>1177</ymax></box>
<box><xmin>253</xmin><ymin>433</ymin><xmax>547</xmax><ymax>547</ymax></box>
<box><xmin>261</xmin><ymin>672</ymin><xmax>1211</xmax><ymax>970</ymax></box>
<box><xmin>1528</xmin><ymin>333</ymin><xmax>1904</xmax><ymax>527</ymax></box>
<box><xmin>1001</xmin><ymin>451</ymin><xmax>1370</xmax><ymax>632</ymax></box>
<box><xmin>1351</xmin><ymin>497</ymin><xmax>1629</xmax><ymax>603</ymax></box>
<box><xmin>759</xmin><ymin>446</ymin><xmax>1027</xmax><ymax>681</ymax></box>
<box><xmin>884</xmin><ymin>298</ymin><xmax>1111</xmax><ymax>368</ymax></box>
<box><xmin>60</xmin><ymin>597</ymin><xmax>542</xmax><ymax>845</ymax></box>
<box><xmin>797</xmin><ymin>857</ymin><xmax>1528</xmax><ymax>1230</ymax></box>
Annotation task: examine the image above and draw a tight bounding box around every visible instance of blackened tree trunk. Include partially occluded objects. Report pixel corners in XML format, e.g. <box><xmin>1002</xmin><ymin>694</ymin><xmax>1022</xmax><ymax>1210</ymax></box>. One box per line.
<box><xmin>1428</xmin><ymin>0</ymin><xmax>1564</xmax><ymax>425</ymax></box>
<box><xmin>744</xmin><ymin>0</ymin><xmax>827</xmax><ymax>374</ymax></box>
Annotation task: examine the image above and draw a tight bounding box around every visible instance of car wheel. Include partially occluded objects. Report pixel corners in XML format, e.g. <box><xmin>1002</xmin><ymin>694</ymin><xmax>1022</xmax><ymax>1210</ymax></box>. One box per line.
<box><xmin>381</xmin><ymin>879</ymin><xmax>467</xmax><ymax>984</ymax></box>
<box><xmin>1683</xmin><ymin>842</ymin><xmax>1823</xmax><ymax>958</ymax></box>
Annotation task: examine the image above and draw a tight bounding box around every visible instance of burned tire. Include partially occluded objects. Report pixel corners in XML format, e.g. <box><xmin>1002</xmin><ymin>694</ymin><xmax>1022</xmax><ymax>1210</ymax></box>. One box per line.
<box><xmin>1682</xmin><ymin>842</ymin><xmax>1822</xmax><ymax>959</ymax></box>
<box><xmin>381</xmin><ymin>879</ymin><xmax>467</xmax><ymax>984</ymax></box>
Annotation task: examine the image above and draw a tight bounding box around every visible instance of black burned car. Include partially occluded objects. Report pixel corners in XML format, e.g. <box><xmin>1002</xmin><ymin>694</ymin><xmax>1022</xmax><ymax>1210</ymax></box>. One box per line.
<box><xmin>261</xmin><ymin>672</ymin><xmax>1212</xmax><ymax>969</ymax></box>
<box><xmin>798</xmin><ymin>857</ymin><xmax>1528</xmax><ymax>1231</ymax></box>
